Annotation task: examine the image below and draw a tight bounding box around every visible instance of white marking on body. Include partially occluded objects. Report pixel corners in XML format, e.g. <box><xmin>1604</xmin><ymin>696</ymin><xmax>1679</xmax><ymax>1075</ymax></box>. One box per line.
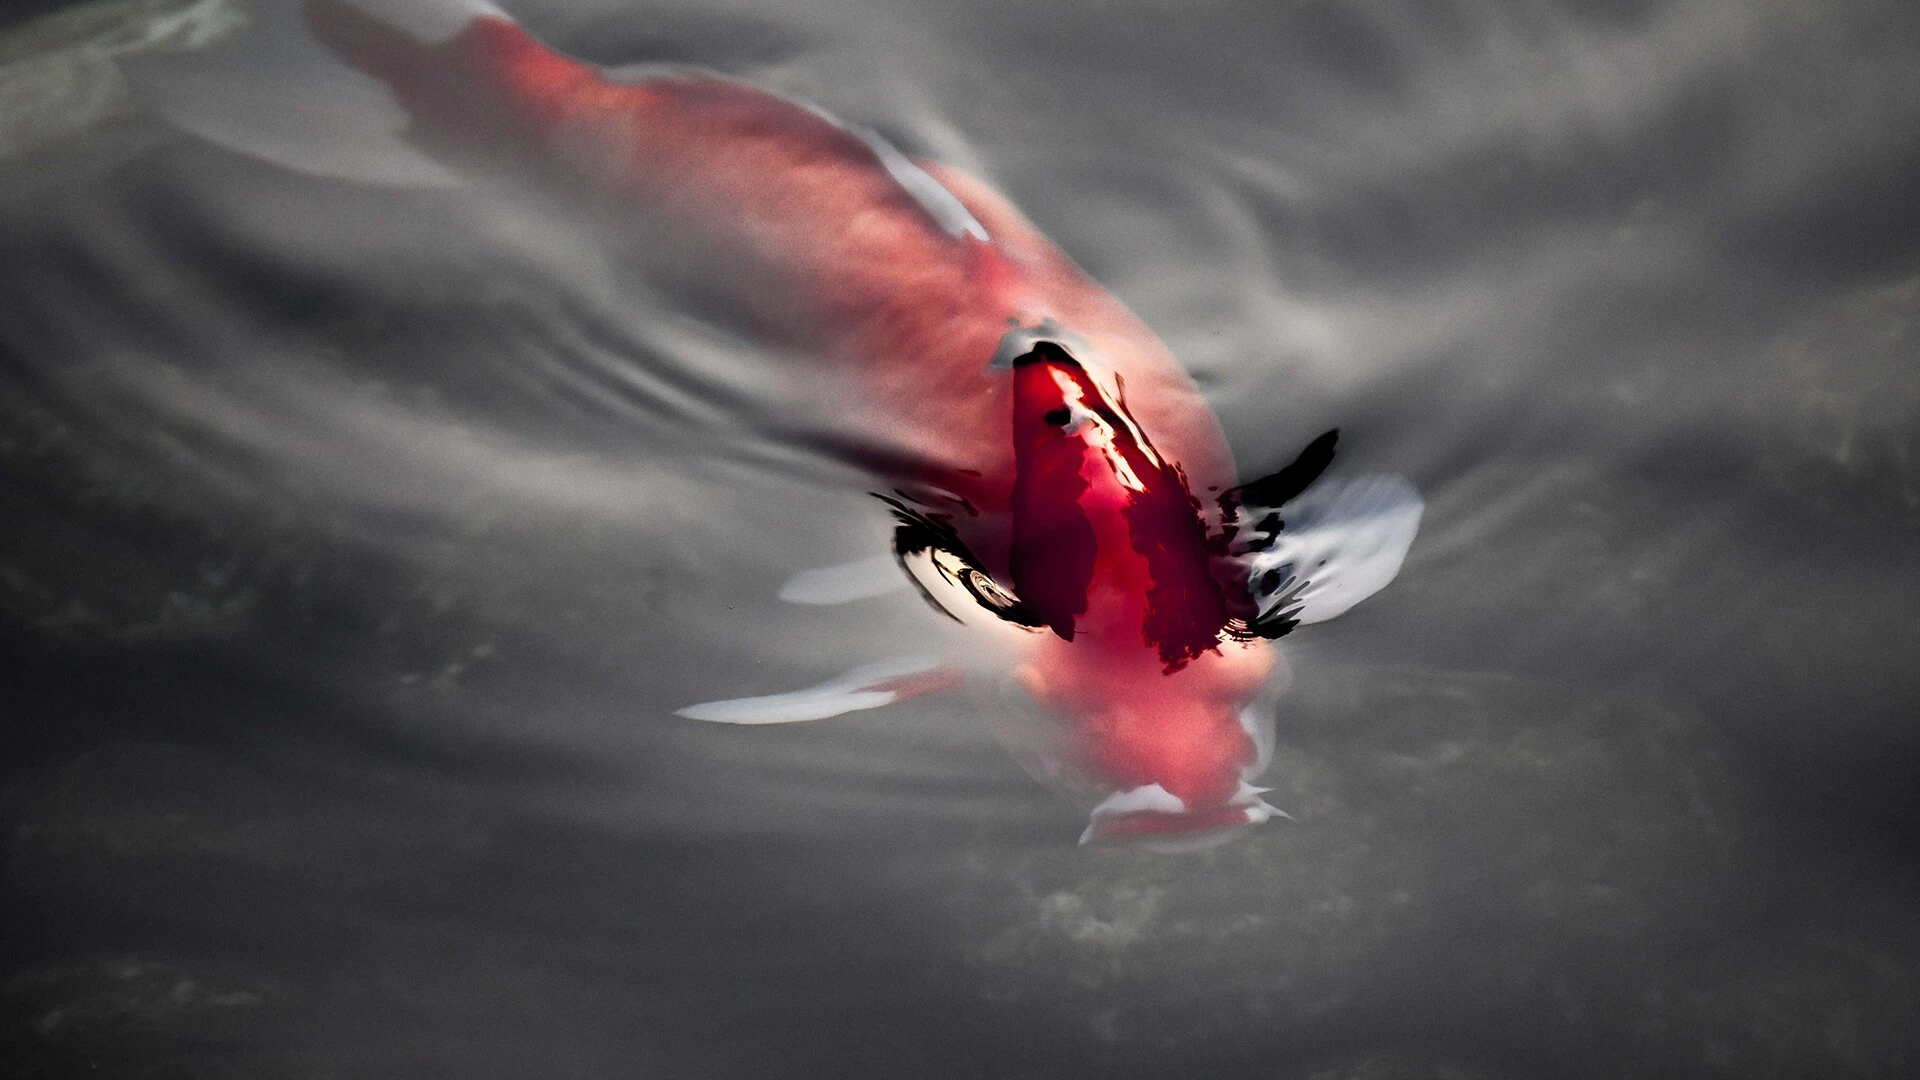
<box><xmin>779</xmin><ymin>90</ymin><xmax>988</xmax><ymax>241</ymax></box>
<box><xmin>1091</xmin><ymin>783</ymin><xmax>1188</xmax><ymax>817</ymax></box>
<box><xmin>1093</xmin><ymin>373</ymin><xmax>1164</xmax><ymax>469</ymax></box>
<box><xmin>333</xmin><ymin>0</ymin><xmax>506</xmax><ymax>44</ymax></box>
<box><xmin>1049</xmin><ymin>368</ymin><xmax>1148</xmax><ymax>492</ymax></box>
<box><xmin>1080</xmin><ymin>784</ymin><xmax>1190</xmax><ymax>845</ymax></box>
<box><xmin>848</xmin><ymin>127</ymin><xmax>990</xmax><ymax>241</ymax></box>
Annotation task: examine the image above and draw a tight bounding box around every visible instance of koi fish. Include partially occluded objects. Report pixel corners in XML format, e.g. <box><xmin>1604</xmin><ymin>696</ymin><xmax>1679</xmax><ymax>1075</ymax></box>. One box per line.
<box><xmin>130</xmin><ymin>0</ymin><xmax>1423</xmax><ymax>846</ymax></box>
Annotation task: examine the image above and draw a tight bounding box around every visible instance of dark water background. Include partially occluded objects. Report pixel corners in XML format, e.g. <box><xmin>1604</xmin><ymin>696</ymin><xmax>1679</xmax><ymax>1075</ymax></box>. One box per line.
<box><xmin>4</xmin><ymin>0</ymin><xmax>1919</xmax><ymax>1076</ymax></box>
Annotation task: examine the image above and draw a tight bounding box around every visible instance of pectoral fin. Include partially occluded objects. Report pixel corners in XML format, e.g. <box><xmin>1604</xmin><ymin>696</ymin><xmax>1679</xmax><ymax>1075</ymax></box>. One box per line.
<box><xmin>1228</xmin><ymin>474</ymin><xmax>1424</xmax><ymax>636</ymax></box>
<box><xmin>675</xmin><ymin>655</ymin><xmax>959</xmax><ymax>724</ymax></box>
<box><xmin>880</xmin><ymin>495</ymin><xmax>1043</xmax><ymax>633</ymax></box>
<box><xmin>778</xmin><ymin>556</ymin><xmax>907</xmax><ymax>605</ymax></box>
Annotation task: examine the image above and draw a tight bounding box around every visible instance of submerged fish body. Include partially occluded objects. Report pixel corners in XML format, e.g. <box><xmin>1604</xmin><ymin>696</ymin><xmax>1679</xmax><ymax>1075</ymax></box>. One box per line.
<box><xmin>133</xmin><ymin>0</ymin><xmax>1422</xmax><ymax>846</ymax></box>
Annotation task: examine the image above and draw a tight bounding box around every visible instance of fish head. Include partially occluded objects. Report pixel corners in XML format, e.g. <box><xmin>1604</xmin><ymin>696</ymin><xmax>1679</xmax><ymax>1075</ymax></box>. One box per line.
<box><xmin>1006</xmin><ymin>340</ymin><xmax>1228</xmax><ymax>667</ymax></box>
<box><xmin>998</xmin><ymin>339</ymin><xmax>1287</xmax><ymax>847</ymax></box>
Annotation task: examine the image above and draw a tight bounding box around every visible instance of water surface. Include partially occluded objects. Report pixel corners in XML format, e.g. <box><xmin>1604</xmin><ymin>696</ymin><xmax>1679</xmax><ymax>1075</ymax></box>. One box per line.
<box><xmin>3</xmin><ymin>1</ymin><xmax>1918</xmax><ymax>1076</ymax></box>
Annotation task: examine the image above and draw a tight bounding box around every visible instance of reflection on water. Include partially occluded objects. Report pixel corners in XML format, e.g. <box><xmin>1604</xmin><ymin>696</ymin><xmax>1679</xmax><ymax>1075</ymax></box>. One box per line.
<box><xmin>3</xmin><ymin>0</ymin><xmax>1919</xmax><ymax>1076</ymax></box>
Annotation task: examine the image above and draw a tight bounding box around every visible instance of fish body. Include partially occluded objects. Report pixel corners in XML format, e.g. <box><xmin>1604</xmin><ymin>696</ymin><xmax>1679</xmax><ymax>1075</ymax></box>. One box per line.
<box><xmin>132</xmin><ymin>0</ymin><xmax>1420</xmax><ymax>846</ymax></box>
<box><xmin>286</xmin><ymin>0</ymin><xmax>1238</xmax><ymax>522</ymax></box>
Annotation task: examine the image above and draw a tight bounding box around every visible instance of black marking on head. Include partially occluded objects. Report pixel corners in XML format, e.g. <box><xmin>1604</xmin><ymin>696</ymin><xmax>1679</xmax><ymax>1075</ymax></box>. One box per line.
<box><xmin>1250</xmin><ymin>608</ymin><xmax>1303</xmax><ymax>638</ymax></box>
<box><xmin>1210</xmin><ymin>428</ymin><xmax>1338</xmax><ymax>629</ymax></box>
<box><xmin>1011</xmin><ymin>340</ymin><xmax>1082</xmax><ymax>370</ymax></box>
<box><xmin>876</xmin><ymin>493</ymin><xmax>1043</xmax><ymax>629</ymax></box>
<box><xmin>1222</xmin><ymin>559</ymin><xmax>1310</xmax><ymax>640</ymax></box>
<box><xmin>990</xmin><ymin>320</ymin><xmax>1078</xmax><ymax>369</ymax></box>
<box><xmin>1241</xmin><ymin>512</ymin><xmax>1283</xmax><ymax>553</ymax></box>
<box><xmin>1241</xmin><ymin>571</ymin><xmax>1311</xmax><ymax>639</ymax></box>
<box><xmin>1099</xmin><ymin>379</ymin><xmax>1231</xmax><ymax>671</ymax></box>
<box><xmin>1229</xmin><ymin>428</ymin><xmax>1339</xmax><ymax>511</ymax></box>
<box><xmin>1042</xmin><ymin>407</ymin><xmax>1072</xmax><ymax>427</ymax></box>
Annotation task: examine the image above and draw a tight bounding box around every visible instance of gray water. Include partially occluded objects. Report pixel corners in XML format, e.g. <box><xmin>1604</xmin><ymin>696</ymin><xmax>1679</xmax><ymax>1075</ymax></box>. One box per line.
<box><xmin>3</xmin><ymin>0</ymin><xmax>1919</xmax><ymax>1077</ymax></box>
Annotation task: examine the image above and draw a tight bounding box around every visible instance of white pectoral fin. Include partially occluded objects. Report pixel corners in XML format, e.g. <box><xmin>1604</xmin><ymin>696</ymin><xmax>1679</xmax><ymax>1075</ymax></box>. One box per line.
<box><xmin>674</xmin><ymin>655</ymin><xmax>956</xmax><ymax>724</ymax></box>
<box><xmin>777</xmin><ymin>556</ymin><xmax>906</xmax><ymax>605</ymax></box>
<box><xmin>1237</xmin><ymin>475</ymin><xmax>1423</xmax><ymax>631</ymax></box>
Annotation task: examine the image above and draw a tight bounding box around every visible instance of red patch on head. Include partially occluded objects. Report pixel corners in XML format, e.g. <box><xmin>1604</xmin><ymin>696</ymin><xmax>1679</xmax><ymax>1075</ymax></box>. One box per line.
<box><xmin>1007</xmin><ymin>342</ymin><xmax>1227</xmax><ymax>668</ymax></box>
<box><xmin>1009</xmin><ymin>346</ymin><xmax>1098</xmax><ymax>641</ymax></box>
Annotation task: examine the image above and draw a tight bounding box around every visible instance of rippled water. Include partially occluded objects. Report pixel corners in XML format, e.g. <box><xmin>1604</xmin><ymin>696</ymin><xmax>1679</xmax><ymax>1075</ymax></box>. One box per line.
<box><xmin>3</xmin><ymin>0</ymin><xmax>1919</xmax><ymax>1076</ymax></box>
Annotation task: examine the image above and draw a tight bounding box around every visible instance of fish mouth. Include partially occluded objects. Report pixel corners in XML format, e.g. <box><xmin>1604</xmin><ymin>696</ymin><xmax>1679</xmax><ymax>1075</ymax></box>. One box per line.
<box><xmin>1078</xmin><ymin>782</ymin><xmax>1285</xmax><ymax>850</ymax></box>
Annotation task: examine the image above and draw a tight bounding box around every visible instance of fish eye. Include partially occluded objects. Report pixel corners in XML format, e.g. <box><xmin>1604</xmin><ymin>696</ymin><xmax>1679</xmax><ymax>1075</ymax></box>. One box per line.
<box><xmin>1042</xmin><ymin>407</ymin><xmax>1072</xmax><ymax>427</ymax></box>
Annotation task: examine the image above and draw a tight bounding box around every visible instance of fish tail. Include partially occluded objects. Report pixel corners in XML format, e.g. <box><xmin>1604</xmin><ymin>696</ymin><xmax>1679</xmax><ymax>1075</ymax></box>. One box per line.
<box><xmin>122</xmin><ymin>0</ymin><xmax>534</xmax><ymax>186</ymax></box>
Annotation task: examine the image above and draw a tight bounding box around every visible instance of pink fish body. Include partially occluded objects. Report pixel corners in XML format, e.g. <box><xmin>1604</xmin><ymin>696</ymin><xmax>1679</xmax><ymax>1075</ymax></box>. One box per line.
<box><xmin>134</xmin><ymin>0</ymin><xmax>1423</xmax><ymax>846</ymax></box>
